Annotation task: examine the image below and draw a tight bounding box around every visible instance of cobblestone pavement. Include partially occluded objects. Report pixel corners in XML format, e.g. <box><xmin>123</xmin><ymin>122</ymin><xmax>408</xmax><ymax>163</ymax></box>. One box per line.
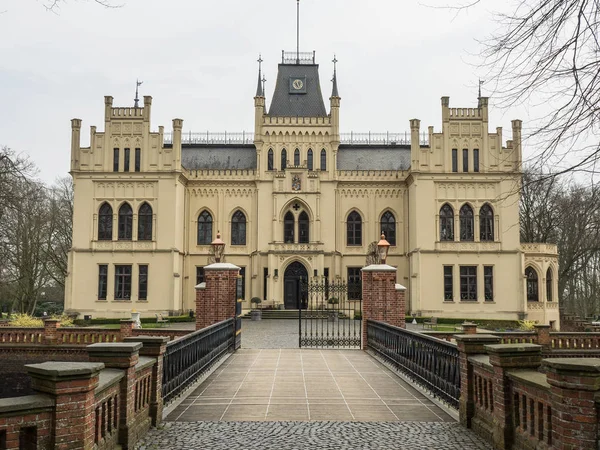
<box><xmin>242</xmin><ymin>319</ymin><xmax>301</xmax><ymax>348</ymax></box>
<box><xmin>136</xmin><ymin>421</ymin><xmax>491</xmax><ymax>449</ymax></box>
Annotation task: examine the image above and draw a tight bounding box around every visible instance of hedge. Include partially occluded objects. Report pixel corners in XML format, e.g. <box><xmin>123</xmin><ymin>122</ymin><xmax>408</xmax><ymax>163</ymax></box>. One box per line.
<box><xmin>73</xmin><ymin>315</ymin><xmax>194</xmax><ymax>326</ymax></box>
<box><xmin>408</xmin><ymin>317</ymin><xmax>521</xmax><ymax>330</ymax></box>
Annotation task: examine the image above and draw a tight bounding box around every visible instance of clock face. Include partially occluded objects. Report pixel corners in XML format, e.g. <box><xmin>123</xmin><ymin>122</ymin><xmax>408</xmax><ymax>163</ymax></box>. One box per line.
<box><xmin>292</xmin><ymin>79</ymin><xmax>304</xmax><ymax>90</ymax></box>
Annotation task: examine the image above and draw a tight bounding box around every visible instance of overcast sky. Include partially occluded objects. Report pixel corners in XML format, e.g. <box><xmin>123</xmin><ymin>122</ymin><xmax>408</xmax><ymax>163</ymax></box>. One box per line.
<box><xmin>0</xmin><ymin>0</ymin><xmax>522</xmax><ymax>183</ymax></box>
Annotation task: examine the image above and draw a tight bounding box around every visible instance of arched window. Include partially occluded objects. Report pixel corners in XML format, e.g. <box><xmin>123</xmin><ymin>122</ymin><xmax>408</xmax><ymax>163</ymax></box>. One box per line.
<box><xmin>98</xmin><ymin>203</ymin><xmax>113</xmax><ymax>241</ymax></box>
<box><xmin>118</xmin><ymin>203</ymin><xmax>133</xmax><ymax>240</ymax></box>
<box><xmin>281</xmin><ymin>149</ymin><xmax>287</xmax><ymax>171</ymax></box>
<box><xmin>138</xmin><ymin>203</ymin><xmax>153</xmax><ymax>241</ymax></box>
<box><xmin>231</xmin><ymin>210</ymin><xmax>247</xmax><ymax>245</ymax></box>
<box><xmin>440</xmin><ymin>204</ymin><xmax>454</xmax><ymax>241</ymax></box>
<box><xmin>294</xmin><ymin>148</ymin><xmax>300</xmax><ymax>166</ymax></box>
<box><xmin>299</xmin><ymin>211</ymin><xmax>309</xmax><ymax>244</ymax></box>
<box><xmin>546</xmin><ymin>268</ymin><xmax>553</xmax><ymax>302</ymax></box>
<box><xmin>526</xmin><ymin>267</ymin><xmax>539</xmax><ymax>302</ymax></box>
<box><xmin>320</xmin><ymin>149</ymin><xmax>327</xmax><ymax>171</ymax></box>
<box><xmin>197</xmin><ymin>211</ymin><xmax>213</xmax><ymax>245</ymax></box>
<box><xmin>480</xmin><ymin>203</ymin><xmax>494</xmax><ymax>241</ymax></box>
<box><xmin>267</xmin><ymin>149</ymin><xmax>274</xmax><ymax>171</ymax></box>
<box><xmin>307</xmin><ymin>149</ymin><xmax>313</xmax><ymax>171</ymax></box>
<box><xmin>459</xmin><ymin>204</ymin><xmax>474</xmax><ymax>241</ymax></box>
<box><xmin>347</xmin><ymin>211</ymin><xmax>362</xmax><ymax>246</ymax></box>
<box><xmin>380</xmin><ymin>211</ymin><xmax>396</xmax><ymax>246</ymax></box>
<box><xmin>284</xmin><ymin>211</ymin><xmax>294</xmax><ymax>243</ymax></box>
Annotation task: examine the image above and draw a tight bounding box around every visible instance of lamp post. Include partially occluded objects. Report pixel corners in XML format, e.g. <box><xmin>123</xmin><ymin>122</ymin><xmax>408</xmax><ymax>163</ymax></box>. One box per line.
<box><xmin>377</xmin><ymin>232</ymin><xmax>390</xmax><ymax>264</ymax></box>
<box><xmin>211</xmin><ymin>231</ymin><xmax>225</xmax><ymax>263</ymax></box>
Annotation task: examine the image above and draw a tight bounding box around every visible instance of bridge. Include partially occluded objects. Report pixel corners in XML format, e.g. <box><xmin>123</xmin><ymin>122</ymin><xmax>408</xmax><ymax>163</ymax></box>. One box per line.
<box><xmin>0</xmin><ymin>264</ymin><xmax>599</xmax><ymax>449</ymax></box>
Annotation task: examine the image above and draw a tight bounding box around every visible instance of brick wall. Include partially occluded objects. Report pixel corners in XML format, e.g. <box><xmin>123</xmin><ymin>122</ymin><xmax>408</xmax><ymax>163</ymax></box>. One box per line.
<box><xmin>196</xmin><ymin>263</ymin><xmax>240</xmax><ymax>330</ymax></box>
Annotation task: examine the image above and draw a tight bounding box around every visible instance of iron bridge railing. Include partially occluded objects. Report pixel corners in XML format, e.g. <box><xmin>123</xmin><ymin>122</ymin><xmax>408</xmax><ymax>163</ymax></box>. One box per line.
<box><xmin>162</xmin><ymin>318</ymin><xmax>235</xmax><ymax>404</ymax></box>
<box><xmin>367</xmin><ymin>320</ymin><xmax>460</xmax><ymax>408</ymax></box>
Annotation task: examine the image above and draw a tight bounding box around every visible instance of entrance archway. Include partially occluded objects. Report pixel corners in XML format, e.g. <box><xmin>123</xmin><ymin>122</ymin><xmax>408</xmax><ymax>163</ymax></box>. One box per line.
<box><xmin>283</xmin><ymin>261</ymin><xmax>308</xmax><ymax>309</ymax></box>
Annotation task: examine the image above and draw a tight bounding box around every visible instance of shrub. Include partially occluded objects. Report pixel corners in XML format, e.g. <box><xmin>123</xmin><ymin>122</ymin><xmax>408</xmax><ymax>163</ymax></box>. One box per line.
<box><xmin>518</xmin><ymin>320</ymin><xmax>538</xmax><ymax>331</ymax></box>
<box><xmin>327</xmin><ymin>297</ymin><xmax>339</xmax><ymax>305</ymax></box>
<box><xmin>353</xmin><ymin>311</ymin><xmax>362</xmax><ymax>320</ymax></box>
<box><xmin>251</xmin><ymin>297</ymin><xmax>262</xmax><ymax>309</ymax></box>
<box><xmin>9</xmin><ymin>314</ymin><xmax>43</xmax><ymax>327</ymax></box>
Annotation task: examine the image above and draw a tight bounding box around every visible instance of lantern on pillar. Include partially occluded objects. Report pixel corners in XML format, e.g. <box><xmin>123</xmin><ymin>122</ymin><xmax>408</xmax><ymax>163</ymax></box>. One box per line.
<box><xmin>211</xmin><ymin>231</ymin><xmax>225</xmax><ymax>263</ymax></box>
<box><xmin>377</xmin><ymin>232</ymin><xmax>390</xmax><ymax>264</ymax></box>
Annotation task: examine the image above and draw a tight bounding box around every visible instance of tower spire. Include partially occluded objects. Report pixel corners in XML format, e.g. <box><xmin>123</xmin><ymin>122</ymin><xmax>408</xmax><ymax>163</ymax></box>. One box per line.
<box><xmin>331</xmin><ymin>55</ymin><xmax>339</xmax><ymax>97</ymax></box>
<box><xmin>134</xmin><ymin>79</ymin><xmax>143</xmax><ymax>108</ymax></box>
<box><xmin>478</xmin><ymin>78</ymin><xmax>485</xmax><ymax>107</ymax></box>
<box><xmin>296</xmin><ymin>0</ymin><xmax>300</xmax><ymax>64</ymax></box>
<box><xmin>255</xmin><ymin>54</ymin><xmax>264</xmax><ymax>97</ymax></box>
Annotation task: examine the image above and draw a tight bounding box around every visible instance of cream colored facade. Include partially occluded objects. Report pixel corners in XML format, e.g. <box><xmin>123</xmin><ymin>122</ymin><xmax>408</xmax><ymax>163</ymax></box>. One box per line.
<box><xmin>65</xmin><ymin>53</ymin><xmax>560</xmax><ymax>327</ymax></box>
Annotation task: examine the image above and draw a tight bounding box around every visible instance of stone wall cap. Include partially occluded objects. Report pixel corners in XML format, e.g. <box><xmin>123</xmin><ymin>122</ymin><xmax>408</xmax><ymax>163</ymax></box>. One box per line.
<box><xmin>454</xmin><ymin>334</ymin><xmax>501</xmax><ymax>342</ymax></box>
<box><xmin>395</xmin><ymin>283</ymin><xmax>407</xmax><ymax>291</ymax></box>
<box><xmin>124</xmin><ymin>336</ymin><xmax>169</xmax><ymax>344</ymax></box>
<box><xmin>195</xmin><ymin>282</ymin><xmax>206</xmax><ymax>290</ymax></box>
<box><xmin>484</xmin><ymin>343</ymin><xmax>542</xmax><ymax>353</ymax></box>
<box><xmin>361</xmin><ymin>264</ymin><xmax>397</xmax><ymax>272</ymax></box>
<box><xmin>204</xmin><ymin>263</ymin><xmax>241</xmax><ymax>271</ymax></box>
<box><xmin>544</xmin><ymin>358</ymin><xmax>600</xmax><ymax>373</ymax></box>
<box><xmin>0</xmin><ymin>394</ymin><xmax>54</xmax><ymax>414</ymax></box>
<box><xmin>87</xmin><ymin>342</ymin><xmax>143</xmax><ymax>353</ymax></box>
<box><xmin>96</xmin><ymin>368</ymin><xmax>124</xmax><ymax>394</ymax></box>
<box><xmin>26</xmin><ymin>361</ymin><xmax>105</xmax><ymax>378</ymax></box>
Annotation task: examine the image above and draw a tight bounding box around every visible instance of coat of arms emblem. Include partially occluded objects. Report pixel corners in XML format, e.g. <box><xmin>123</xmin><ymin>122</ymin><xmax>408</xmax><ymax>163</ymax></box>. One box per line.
<box><xmin>292</xmin><ymin>175</ymin><xmax>301</xmax><ymax>191</ymax></box>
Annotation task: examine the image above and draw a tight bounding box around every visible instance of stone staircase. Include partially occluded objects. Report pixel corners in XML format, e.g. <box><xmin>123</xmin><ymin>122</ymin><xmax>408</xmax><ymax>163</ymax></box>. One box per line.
<box><xmin>241</xmin><ymin>309</ymin><xmax>330</xmax><ymax>319</ymax></box>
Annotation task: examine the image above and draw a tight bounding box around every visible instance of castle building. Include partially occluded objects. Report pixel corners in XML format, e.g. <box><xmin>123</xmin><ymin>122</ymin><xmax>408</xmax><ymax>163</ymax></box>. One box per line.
<box><xmin>65</xmin><ymin>51</ymin><xmax>560</xmax><ymax>327</ymax></box>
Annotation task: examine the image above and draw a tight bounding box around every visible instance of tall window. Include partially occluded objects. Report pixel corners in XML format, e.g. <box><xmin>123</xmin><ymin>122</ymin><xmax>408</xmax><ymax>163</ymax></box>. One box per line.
<box><xmin>294</xmin><ymin>148</ymin><xmax>300</xmax><ymax>166</ymax></box>
<box><xmin>307</xmin><ymin>149</ymin><xmax>313</xmax><ymax>171</ymax></box>
<box><xmin>281</xmin><ymin>149</ymin><xmax>287</xmax><ymax>171</ymax></box>
<box><xmin>114</xmin><ymin>265</ymin><xmax>132</xmax><ymax>300</ymax></box>
<box><xmin>118</xmin><ymin>203</ymin><xmax>133</xmax><ymax>240</ymax></box>
<box><xmin>526</xmin><ymin>267</ymin><xmax>539</xmax><ymax>301</ymax></box>
<box><xmin>284</xmin><ymin>211</ymin><xmax>294</xmax><ymax>243</ymax></box>
<box><xmin>138</xmin><ymin>265</ymin><xmax>148</xmax><ymax>300</ymax></box>
<box><xmin>320</xmin><ymin>149</ymin><xmax>327</xmax><ymax>171</ymax></box>
<box><xmin>98</xmin><ymin>203</ymin><xmax>113</xmax><ymax>241</ymax></box>
<box><xmin>480</xmin><ymin>204</ymin><xmax>494</xmax><ymax>241</ymax></box>
<box><xmin>444</xmin><ymin>266</ymin><xmax>453</xmax><ymax>301</ymax></box>
<box><xmin>124</xmin><ymin>148</ymin><xmax>130</xmax><ymax>172</ymax></box>
<box><xmin>346</xmin><ymin>211</ymin><xmax>362</xmax><ymax>246</ymax></box>
<box><xmin>197</xmin><ymin>211</ymin><xmax>213</xmax><ymax>245</ymax></box>
<box><xmin>299</xmin><ymin>211</ymin><xmax>309</xmax><ymax>244</ymax></box>
<box><xmin>380</xmin><ymin>211</ymin><xmax>396</xmax><ymax>246</ymax></box>
<box><xmin>462</xmin><ymin>149</ymin><xmax>469</xmax><ymax>172</ymax></box>
<box><xmin>452</xmin><ymin>149</ymin><xmax>458</xmax><ymax>173</ymax></box>
<box><xmin>138</xmin><ymin>203</ymin><xmax>153</xmax><ymax>241</ymax></box>
<box><xmin>268</xmin><ymin>149</ymin><xmax>274</xmax><ymax>171</ymax></box>
<box><xmin>460</xmin><ymin>266</ymin><xmax>477</xmax><ymax>301</ymax></box>
<box><xmin>347</xmin><ymin>267</ymin><xmax>362</xmax><ymax>300</ymax></box>
<box><xmin>440</xmin><ymin>204</ymin><xmax>454</xmax><ymax>241</ymax></box>
<box><xmin>546</xmin><ymin>268</ymin><xmax>553</xmax><ymax>301</ymax></box>
<box><xmin>231</xmin><ymin>210</ymin><xmax>247</xmax><ymax>245</ymax></box>
<box><xmin>474</xmin><ymin>149</ymin><xmax>480</xmax><ymax>172</ymax></box>
<box><xmin>196</xmin><ymin>267</ymin><xmax>205</xmax><ymax>285</ymax></box>
<box><xmin>135</xmin><ymin>148</ymin><xmax>141</xmax><ymax>172</ymax></box>
<box><xmin>98</xmin><ymin>265</ymin><xmax>108</xmax><ymax>300</ymax></box>
<box><xmin>263</xmin><ymin>268</ymin><xmax>268</xmax><ymax>300</ymax></box>
<box><xmin>113</xmin><ymin>148</ymin><xmax>119</xmax><ymax>172</ymax></box>
<box><xmin>484</xmin><ymin>266</ymin><xmax>494</xmax><ymax>301</ymax></box>
<box><xmin>459</xmin><ymin>204</ymin><xmax>474</xmax><ymax>241</ymax></box>
<box><xmin>239</xmin><ymin>267</ymin><xmax>246</xmax><ymax>300</ymax></box>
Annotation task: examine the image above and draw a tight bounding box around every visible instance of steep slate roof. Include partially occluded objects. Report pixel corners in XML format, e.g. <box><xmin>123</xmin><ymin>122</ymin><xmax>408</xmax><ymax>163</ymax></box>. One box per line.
<box><xmin>337</xmin><ymin>145</ymin><xmax>411</xmax><ymax>171</ymax></box>
<box><xmin>182</xmin><ymin>146</ymin><xmax>256</xmax><ymax>170</ymax></box>
<box><xmin>268</xmin><ymin>64</ymin><xmax>327</xmax><ymax>117</ymax></box>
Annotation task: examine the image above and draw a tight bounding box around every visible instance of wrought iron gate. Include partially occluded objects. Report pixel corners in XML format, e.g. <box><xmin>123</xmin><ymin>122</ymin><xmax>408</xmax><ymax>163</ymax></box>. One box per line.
<box><xmin>299</xmin><ymin>280</ymin><xmax>362</xmax><ymax>348</ymax></box>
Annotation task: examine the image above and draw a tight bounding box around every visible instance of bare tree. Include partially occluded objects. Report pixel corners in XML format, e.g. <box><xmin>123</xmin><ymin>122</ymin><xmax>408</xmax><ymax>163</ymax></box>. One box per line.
<box><xmin>40</xmin><ymin>0</ymin><xmax>120</xmax><ymax>11</ymax></box>
<box><xmin>44</xmin><ymin>177</ymin><xmax>73</xmax><ymax>289</ymax></box>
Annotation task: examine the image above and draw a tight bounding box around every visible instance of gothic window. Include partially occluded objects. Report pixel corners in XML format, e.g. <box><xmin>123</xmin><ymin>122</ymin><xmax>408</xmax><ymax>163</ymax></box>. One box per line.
<box><xmin>463</xmin><ymin>149</ymin><xmax>469</xmax><ymax>172</ymax></box>
<box><xmin>459</xmin><ymin>204</ymin><xmax>474</xmax><ymax>241</ymax></box>
<box><xmin>231</xmin><ymin>210</ymin><xmax>247</xmax><ymax>245</ymax></box>
<box><xmin>197</xmin><ymin>211</ymin><xmax>213</xmax><ymax>245</ymax></box>
<box><xmin>284</xmin><ymin>211</ymin><xmax>294</xmax><ymax>243</ymax></box>
<box><xmin>546</xmin><ymin>268</ymin><xmax>553</xmax><ymax>302</ymax></box>
<box><xmin>98</xmin><ymin>203</ymin><xmax>113</xmax><ymax>241</ymax></box>
<box><xmin>137</xmin><ymin>203</ymin><xmax>153</xmax><ymax>241</ymax></box>
<box><xmin>380</xmin><ymin>211</ymin><xmax>396</xmax><ymax>246</ymax></box>
<box><xmin>281</xmin><ymin>149</ymin><xmax>287</xmax><ymax>171</ymax></box>
<box><xmin>474</xmin><ymin>149</ymin><xmax>480</xmax><ymax>172</ymax></box>
<box><xmin>299</xmin><ymin>211</ymin><xmax>309</xmax><ymax>244</ymax></box>
<box><xmin>118</xmin><ymin>203</ymin><xmax>133</xmax><ymax>240</ymax></box>
<box><xmin>113</xmin><ymin>148</ymin><xmax>119</xmax><ymax>172</ymax></box>
<box><xmin>268</xmin><ymin>149</ymin><xmax>274</xmax><ymax>171</ymax></box>
<box><xmin>347</xmin><ymin>211</ymin><xmax>362</xmax><ymax>246</ymax></box>
<box><xmin>307</xmin><ymin>149</ymin><xmax>313</xmax><ymax>171</ymax></box>
<box><xmin>451</xmin><ymin>149</ymin><xmax>458</xmax><ymax>173</ymax></box>
<box><xmin>124</xmin><ymin>148</ymin><xmax>130</xmax><ymax>172</ymax></box>
<box><xmin>135</xmin><ymin>148</ymin><xmax>141</xmax><ymax>172</ymax></box>
<box><xmin>526</xmin><ymin>267</ymin><xmax>539</xmax><ymax>302</ymax></box>
<box><xmin>320</xmin><ymin>149</ymin><xmax>327</xmax><ymax>171</ymax></box>
<box><xmin>440</xmin><ymin>204</ymin><xmax>454</xmax><ymax>241</ymax></box>
<box><xmin>480</xmin><ymin>203</ymin><xmax>494</xmax><ymax>241</ymax></box>
<box><xmin>294</xmin><ymin>148</ymin><xmax>300</xmax><ymax>166</ymax></box>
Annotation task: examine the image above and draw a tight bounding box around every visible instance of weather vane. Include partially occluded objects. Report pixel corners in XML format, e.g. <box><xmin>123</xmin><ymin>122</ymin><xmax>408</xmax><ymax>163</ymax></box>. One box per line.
<box><xmin>134</xmin><ymin>79</ymin><xmax>143</xmax><ymax>108</ymax></box>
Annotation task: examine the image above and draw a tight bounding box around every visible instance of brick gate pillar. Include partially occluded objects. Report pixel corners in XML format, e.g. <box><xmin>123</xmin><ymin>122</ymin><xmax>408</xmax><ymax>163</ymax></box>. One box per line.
<box><xmin>195</xmin><ymin>263</ymin><xmax>240</xmax><ymax>330</ymax></box>
<box><xmin>361</xmin><ymin>264</ymin><xmax>406</xmax><ymax>349</ymax></box>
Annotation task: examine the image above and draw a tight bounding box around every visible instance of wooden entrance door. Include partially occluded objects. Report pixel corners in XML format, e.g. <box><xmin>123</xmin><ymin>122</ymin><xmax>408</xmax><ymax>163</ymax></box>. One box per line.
<box><xmin>283</xmin><ymin>262</ymin><xmax>308</xmax><ymax>309</ymax></box>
